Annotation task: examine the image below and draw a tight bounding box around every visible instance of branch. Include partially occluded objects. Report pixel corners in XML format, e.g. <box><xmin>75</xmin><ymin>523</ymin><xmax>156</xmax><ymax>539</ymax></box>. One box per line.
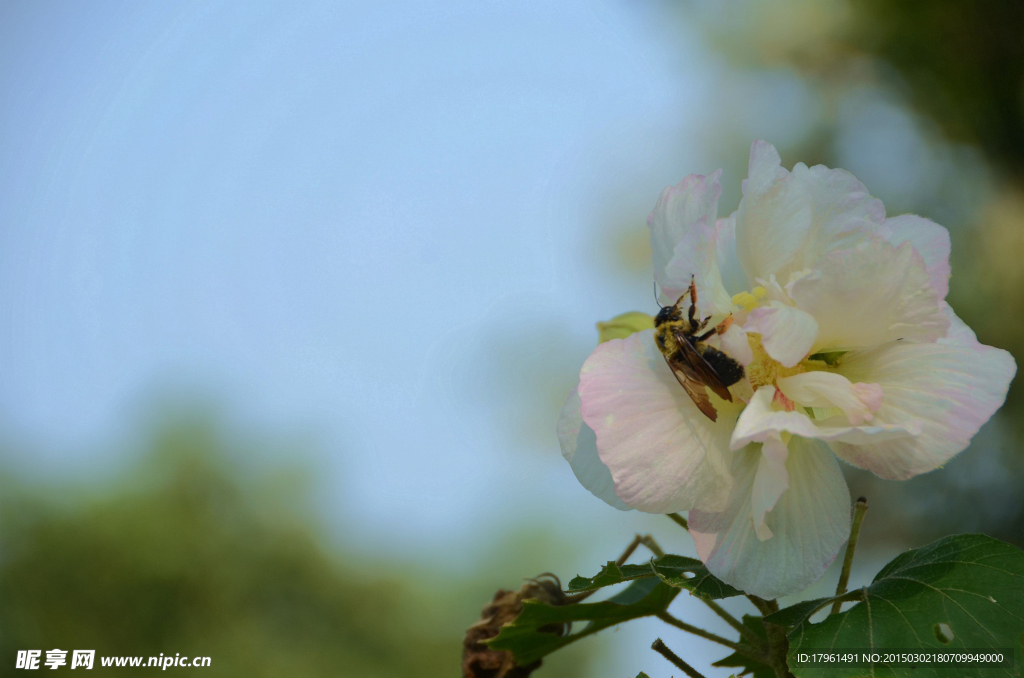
<box><xmin>702</xmin><ymin>598</ymin><xmax>766</xmax><ymax>652</ymax></box>
<box><xmin>832</xmin><ymin>497</ymin><xmax>868</xmax><ymax>614</ymax></box>
<box><xmin>651</xmin><ymin>638</ymin><xmax>707</xmax><ymax>678</ymax></box>
<box><xmin>656</xmin><ymin>612</ymin><xmax>765</xmax><ymax>663</ymax></box>
<box><xmin>666</xmin><ymin>512</ymin><xmax>689</xmax><ymax>531</ymax></box>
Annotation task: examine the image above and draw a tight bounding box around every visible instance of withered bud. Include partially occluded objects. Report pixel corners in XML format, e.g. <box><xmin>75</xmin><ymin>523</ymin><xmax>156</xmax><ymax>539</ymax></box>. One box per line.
<box><xmin>461</xmin><ymin>574</ymin><xmax>568</xmax><ymax>678</ymax></box>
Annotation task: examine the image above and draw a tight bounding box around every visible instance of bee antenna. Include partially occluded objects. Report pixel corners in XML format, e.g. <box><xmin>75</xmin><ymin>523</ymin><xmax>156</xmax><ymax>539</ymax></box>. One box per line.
<box><xmin>653</xmin><ymin>281</ymin><xmax>661</xmax><ymax>307</ymax></box>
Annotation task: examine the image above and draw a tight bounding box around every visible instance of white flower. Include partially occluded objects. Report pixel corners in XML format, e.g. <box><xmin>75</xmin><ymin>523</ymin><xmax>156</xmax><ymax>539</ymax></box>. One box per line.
<box><xmin>558</xmin><ymin>141</ymin><xmax>1017</xmax><ymax>599</ymax></box>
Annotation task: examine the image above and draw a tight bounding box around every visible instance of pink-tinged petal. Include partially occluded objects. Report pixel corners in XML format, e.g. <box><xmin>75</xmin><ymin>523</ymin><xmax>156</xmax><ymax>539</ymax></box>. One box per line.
<box><xmin>743</xmin><ymin>302</ymin><xmax>818</xmax><ymax>368</ymax></box>
<box><xmin>828</xmin><ymin>304</ymin><xmax>1017</xmax><ymax>479</ymax></box>
<box><xmin>648</xmin><ymin>171</ymin><xmax>732</xmax><ymax>315</ymax></box>
<box><xmin>776</xmin><ymin>371</ymin><xmax>882</xmax><ymax>425</ymax></box>
<box><xmin>556</xmin><ymin>388</ymin><xmax>631</xmax><ymax>511</ymax></box>
<box><xmin>751</xmin><ymin>435</ymin><xmax>789</xmax><ymax>540</ymax></box>
<box><xmin>735</xmin><ymin>141</ymin><xmax>886</xmax><ymax>284</ymax></box>
<box><xmin>578</xmin><ymin>329</ymin><xmax>736</xmax><ymax>513</ymax></box>
<box><xmin>789</xmin><ymin>238</ymin><xmax>949</xmax><ymax>353</ymax></box>
<box><xmin>731</xmin><ymin>386</ymin><xmax>917</xmax><ymax>451</ymax></box>
<box><xmin>690</xmin><ymin>436</ymin><xmax>851</xmax><ymax>599</ymax></box>
<box><xmin>877</xmin><ymin>214</ymin><xmax>951</xmax><ymax>299</ymax></box>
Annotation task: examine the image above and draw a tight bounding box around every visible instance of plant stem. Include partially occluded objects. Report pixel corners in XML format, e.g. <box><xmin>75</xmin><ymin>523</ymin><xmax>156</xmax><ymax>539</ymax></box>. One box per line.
<box><xmin>651</xmin><ymin>638</ymin><xmax>708</xmax><ymax>678</ymax></box>
<box><xmin>640</xmin><ymin>534</ymin><xmax>665</xmax><ymax>558</ymax></box>
<box><xmin>702</xmin><ymin>598</ymin><xmax>766</xmax><ymax>651</ymax></box>
<box><xmin>616</xmin><ymin>534</ymin><xmax>643</xmax><ymax>566</ymax></box>
<box><xmin>762</xmin><ymin>619</ymin><xmax>796</xmax><ymax>678</ymax></box>
<box><xmin>747</xmin><ymin>595</ymin><xmax>778</xmax><ymax>617</ymax></box>
<box><xmin>656</xmin><ymin>612</ymin><xmax>764</xmax><ymax>662</ymax></box>
<box><xmin>832</xmin><ymin>497</ymin><xmax>868</xmax><ymax>614</ymax></box>
<box><xmin>666</xmin><ymin>512</ymin><xmax>689</xmax><ymax>531</ymax></box>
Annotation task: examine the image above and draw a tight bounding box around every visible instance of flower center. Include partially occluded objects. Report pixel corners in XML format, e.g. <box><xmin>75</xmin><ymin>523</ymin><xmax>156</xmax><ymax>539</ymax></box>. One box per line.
<box><xmin>745</xmin><ymin>334</ymin><xmax>806</xmax><ymax>391</ymax></box>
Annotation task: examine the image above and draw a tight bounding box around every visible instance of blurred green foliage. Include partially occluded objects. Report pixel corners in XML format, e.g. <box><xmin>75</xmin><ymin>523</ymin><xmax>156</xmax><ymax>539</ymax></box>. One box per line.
<box><xmin>852</xmin><ymin>0</ymin><xmax>1024</xmax><ymax>179</ymax></box>
<box><xmin>0</xmin><ymin>419</ymin><xmax>587</xmax><ymax>677</ymax></box>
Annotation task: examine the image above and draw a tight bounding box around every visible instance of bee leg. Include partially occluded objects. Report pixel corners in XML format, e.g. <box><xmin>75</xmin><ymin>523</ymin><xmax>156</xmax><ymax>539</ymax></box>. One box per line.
<box><xmin>695</xmin><ymin>316</ymin><xmax>732</xmax><ymax>342</ymax></box>
<box><xmin>687</xmin><ymin>276</ymin><xmax>698</xmax><ymax>330</ymax></box>
<box><xmin>695</xmin><ymin>327</ymin><xmax>716</xmax><ymax>342</ymax></box>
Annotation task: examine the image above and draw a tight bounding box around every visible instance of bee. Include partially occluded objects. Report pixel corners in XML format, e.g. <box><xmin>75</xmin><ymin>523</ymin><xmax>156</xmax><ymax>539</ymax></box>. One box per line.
<box><xmin>654</xmin><ymin>277</ymin><xmax>744</xmax><ymax>422</ymax></box>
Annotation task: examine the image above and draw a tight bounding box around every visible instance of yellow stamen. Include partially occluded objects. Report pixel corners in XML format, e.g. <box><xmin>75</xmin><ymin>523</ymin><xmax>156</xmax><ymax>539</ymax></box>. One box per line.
<box><xmin>744</xmin><ymin>334</ymin><xmax>806</xmax><ymax>390</ymax></box>
<box><xmin>731</xmin><ymin>285</ymin><xmax>766</xmax><ymax>311</ymax></box>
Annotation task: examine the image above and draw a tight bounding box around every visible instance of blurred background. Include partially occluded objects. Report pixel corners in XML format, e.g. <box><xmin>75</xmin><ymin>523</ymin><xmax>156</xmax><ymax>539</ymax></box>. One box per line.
<box><xmin>1</xmin><ymin>1</ymin><xmax>1021</xmax><ymax>676</ymax></box>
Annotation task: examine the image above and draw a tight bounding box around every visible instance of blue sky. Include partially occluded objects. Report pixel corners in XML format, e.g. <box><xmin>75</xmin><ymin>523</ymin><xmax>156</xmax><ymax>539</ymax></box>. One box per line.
<box><xmin>0</xmin><ymin>3</ymin><xmax>807</xmax><ymax>674</ymax></box>
<box><xmin>0</xmin><ymin>0</ymin><xmax>715</xmax><ymax>540</ymax></box>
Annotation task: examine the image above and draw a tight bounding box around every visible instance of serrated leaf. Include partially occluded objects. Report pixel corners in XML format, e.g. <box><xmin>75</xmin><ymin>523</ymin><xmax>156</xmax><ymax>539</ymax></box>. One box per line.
<box><xmin>653</xmin><ymin>554</ymin><xmax>744</xmax><ymax>599</ymax></box>
<box><xmin>782</xmin><ymin>534</ymin><xmax>1024</xmax><ymax>678</ymax></box>
<box><xmin>762</xmin><ymin>596</ymin><xmax>835</xmax><ymax>627</ymax></box>
<box><xmin>486</xmin><ymin>578</ymin><xmax>679</xmax><ymax>665</ymax></box>
<box><xmin>712</xmin><ymin>614</ymin><xmax>774</xmax><ymax>678</ymax></box>
<box><xmin>567</xmin><ymin>560</ymin><xmax>658</xmax><ymax>593</ymax></box>
<box><xmin>566</xmin><ymin>554</ymin><xmax>742</xmax><ymax>600</ymax></box>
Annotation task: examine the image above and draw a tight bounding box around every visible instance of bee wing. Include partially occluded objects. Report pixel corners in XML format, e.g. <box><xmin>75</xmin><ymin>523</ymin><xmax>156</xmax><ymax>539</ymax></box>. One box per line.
<box><xmin>672</xmin><ymin>328</ymin><xmax>734</xmax><ymax>403</ymax></box>
<box><xmin>662</xmin><ymin>353</ymin><xmax>718</xmax><ymax>422</ymax></box>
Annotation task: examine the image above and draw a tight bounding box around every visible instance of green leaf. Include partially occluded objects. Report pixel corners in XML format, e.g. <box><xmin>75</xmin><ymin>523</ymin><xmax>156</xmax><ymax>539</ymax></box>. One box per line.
<box><xmin>762</xmin><ymin>596</ymin><xmax>837</xmax><ymax>628</ymax></box>
<box><xmin>712</xmin><ymin>614</ymin><xmax>774</xmax><ymax>678</ymax></box>
<box><xmin>566</xmin><ymin>560</ymin><xmax>658</xmax><ymax>593</ymax></box>
<box><xmin>653</xmin><ymin>554</ymin><xmax>744</xmax><ymax>599</ymax></box>
<box><xmin>780</xmin><ymin>534</ymin><xmax>1024</xmax><ymax>677</ymax></box>
<box><xmin>486</xmin><ymin>578</ymin><xmax>679</xmax><ymax>665</ymax></box>
<box><xmin>567</xmin><ymin>554</ymin><xmax>742</xmax><ymax>600</ymax></box>
<box><xmin>636</xmin><ymin>673</ymin><xmax>651</xmax><ymax>678</ymax></box>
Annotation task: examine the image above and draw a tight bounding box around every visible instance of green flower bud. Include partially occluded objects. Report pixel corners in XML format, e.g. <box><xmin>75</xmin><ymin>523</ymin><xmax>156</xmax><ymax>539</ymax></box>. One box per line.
<box><xmin>596</xmin><ymin>311</ymin><xmax>654</xmax><ymax>344</ymax></box>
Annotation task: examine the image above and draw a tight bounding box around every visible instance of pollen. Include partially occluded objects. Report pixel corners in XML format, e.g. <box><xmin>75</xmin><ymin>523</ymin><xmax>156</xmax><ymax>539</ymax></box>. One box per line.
<box><xmin>731</xmin><ymin>286</ymin><xmax>767</xmax><ymax>311</ymax></box>
<box><xmin>744</xmin><ymin>334</ymin><xmax>805</xmax><ymax>390</ymax></box>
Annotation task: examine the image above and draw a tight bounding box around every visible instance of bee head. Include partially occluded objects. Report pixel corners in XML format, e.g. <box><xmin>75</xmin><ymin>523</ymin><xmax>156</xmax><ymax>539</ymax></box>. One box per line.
<box><xmin>654</xmin><ymin>304</ymin><xmax>681</xmax><ymax>327</ymax></box>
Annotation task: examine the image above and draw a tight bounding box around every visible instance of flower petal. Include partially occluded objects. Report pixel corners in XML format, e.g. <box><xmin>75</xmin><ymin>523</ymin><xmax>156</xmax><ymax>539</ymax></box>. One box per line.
<box><xmin>556</xmin><ymin>388</ymin><xmax>631</xmax><ymax>511</ymax></box>
<box><xmin>717</xmin><ymin>322</ymin><xmax>755</xmax><ymax>367</ymax></box>
<box><xmin>735</xmin><ymin>141</ymin><xmax>885</xmax><ymax>285</ymax></box>
<box><xmin>751</xmin><ymin>435</ymin><xmax>789</xmax><ymax>540</ymax></box>
<box><xmin>690</xmin><ymin>436</ymin><xmax>852</xmax><ymax>599</ymax></box>
<box><xmin>577</xmin><ymin>330</ymin><xmax>735</xmax><ymax>513</ymax></box>
<box><xmin>877</xmin><ymin>214</ymin><xmax>951</xmax><ymax>299</ymax></box>
<box><xmin>735</xmin><ymin>142</ymin><xmax>813</xmax><ymax>284</ymax></box>
<box><xmin>715</xmin><ymin>213</ymin><xmax>750</xmax><ymax>295</ymax></box>
<box><xmin>788</xmin><ymin>238</ymin><xmax>949</xmax><ymax>353</ymax></box>
<box><xmin>731</xmin><ymin>386</ymin><xmax>917</xmax><ymax>451</ymax></box>
<box><xmin>827</xmin><ymin>304</ymin><xmax>1017</xmax><ymax>479</ymax></box>
<box><xmin>940</xmin><ymin>301</ymin><xmax>982</xmax><ymax>346</ymax></box>
<box><xmin>743</xmin><ymin>302</ymin><xmax>818</xmax><ymax>368</ymax></box>
<box><xmin>776</xmin><ymin>371</ymin><xmax>882</xmax><ymax>425</ymax></box>
<box><xmin>648</xmin><ymin>172</ymin><xmax>732</xmax><ymax>315</ymax></box>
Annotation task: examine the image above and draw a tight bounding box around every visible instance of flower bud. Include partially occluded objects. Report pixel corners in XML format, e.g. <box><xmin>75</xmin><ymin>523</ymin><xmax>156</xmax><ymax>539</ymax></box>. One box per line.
<box><xmin>596</xmin><ymin>311</ymin><xmax>654</xmax><ymax>344</ymax></box>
